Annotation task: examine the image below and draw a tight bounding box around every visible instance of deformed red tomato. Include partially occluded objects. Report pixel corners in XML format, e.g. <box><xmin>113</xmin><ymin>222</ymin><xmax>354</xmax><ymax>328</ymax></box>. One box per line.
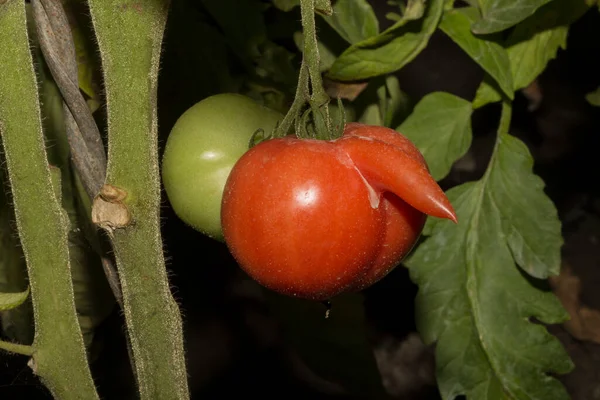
<box><xmin>221</xmin><ymin>123</ymin><xmax>456</xmax><ymax>300</ymax></box>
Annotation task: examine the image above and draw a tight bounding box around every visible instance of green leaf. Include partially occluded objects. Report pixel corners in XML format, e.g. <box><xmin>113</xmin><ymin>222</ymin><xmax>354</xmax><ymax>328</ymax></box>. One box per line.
<box><xmin>473</xmin><ymin>0</ymin><xmax>591</xmax><ymax>108</ymax></box>
<box><xmin>440</xmin><ymin>8</ymin><xmax>513</xmax><ymax>99</ymax></box>
<box><xmin>0</xmin><ymin>288</ymin><xmax>29</xmax><ymax>311</ymax></box>
<box><xmin>265</xmin><ymin>290</ymin><xmax>387</xmax><ymax>397</ymax></box>
<box><xmin>508</xmin><ymin>32</ymin><xmax>567</xmax><ymax>92</ymax></box>
<box><xmin>321</xmin><ymin>0</ymin><xmax>379</xmax><ymax>44</ymax></box>
<box><xmin>472</xmin><ymin>75</ymin><xmax>502</xmax><ymax>108</ymax></box>
<box><xmin>398</xmin><ymin>92</ymin><xmax>472</xmax><ymax>181</ymax></box>
<box><xmin>379</xmin><ymin>75</ymin><xmax>411</xmax><ymax>128</ymax></box>
<box><xmin>586</xmin><ymin>86</ymin><xmax>600</xmax><ymax>107</ymax></box>
<box><xmin>407</xmin><ymin>102</ymin><xmax>571</xmax><ymax>400</ymax></box>
<box><xmin>359</xmin><ymin>104</ymin><xmax>383</xmax><ymax>126</ymax></box>
<box><xmin>327</xmin><ymin>0</ymin><xmax>444</xmax><ymax>81</ymax></box>
<box><xmin>506</xmin><ymin>0</ymin><xmax>591</xmax><ymax>90</ymax></box>
<box><xmin>355</xmin><ymin>76</ymin><xmax>411</xmax><ymax>128</ymax></box>
<box><xmin>404</xmin><ymin>0</ymin><xmax>427</xmax><ymax>19</ymax></box>
<box><xmin>471</xmin><ymin>0</ymin><xmax>553</xmax><ymax>34</ymax></box>
<box><xmin>386</xmin><ymin>0</ymin><xmax>427</xmax><ymax>21</ymax></box>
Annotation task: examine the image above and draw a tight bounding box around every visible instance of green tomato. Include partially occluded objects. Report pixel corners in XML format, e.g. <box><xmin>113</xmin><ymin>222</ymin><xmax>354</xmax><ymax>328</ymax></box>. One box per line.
<box><xmin>162</xmin><ymin>93</ymin><xmax>283</xmax><ymax>241</ymax></box>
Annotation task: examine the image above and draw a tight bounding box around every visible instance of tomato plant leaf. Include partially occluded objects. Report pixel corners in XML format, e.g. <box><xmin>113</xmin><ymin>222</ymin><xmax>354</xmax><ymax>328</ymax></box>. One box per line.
<box><xmin>504</xmin><ymin>0</ymin><xmax>590</xmax><ymax>92</ymax></box>
<box><xmin>386</xmin><ymin>0</ymin><xmax>427</xmax><ymax>22</ymax></box>
<box><xmin>399</xmin><ymin>92</ymin><xmax>472</xmax><ymax>181</ymax></box>
<box><xmin>379</xmin><ymin>75</ymin><xmax>411</xmax><ymax>128</ymax></box>
<box><xmin>471</xmin><ymin>0</ymin><xmax>553</xmax><ymax>34</ymax></box>
<box><xmin>359</xmin><ymin>103</ymin><xmax>383</xmax><ymax>126</ymax></box>
<box><xmin>327</xmin><ymin>0</ymin><xmax>444</xmax><ymax>81</ymax></box>
<box><xmin>0</xmin><ymin>287</ymin><xmax>30</xmax><ymax>312</ymax></box>
<box><xmin>355</xmin><ymin>76</ymin><xmax>411</xmax><ymax>129</ymax></box>
<box><xmin>407</xmin><ymin>102</ymin><xmax>572</xmax><ymax>400</ymax></box>
<box><xmin>586</xmin><ymin>86</ymin><xmax>600</xmax><ymax>107</ymax></box>
<box><xmin>321</xmin><ymin>0</ymin><xmax>379</xmax><ymax>44</ymax></box>
<box><xmin>472</xmin><ymin>0</ymin><xmax>591</xmax><ymax>108</ymax></box>
<box><xmin>472</xmin><ymin>74</ymin><xmax>502</xmax><ymax>108</ymax></box>
<box><xmin>406</xmin><ymin>0</ymin><xmax>427</xmax><ymax>19</ymax></box>
<box><xmin>439</xmin><ymin>7</ymin><xmax>513</xmax><ymax>99</ymax></box>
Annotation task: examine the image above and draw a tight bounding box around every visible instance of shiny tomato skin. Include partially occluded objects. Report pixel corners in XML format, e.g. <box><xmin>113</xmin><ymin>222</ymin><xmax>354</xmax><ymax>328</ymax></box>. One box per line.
<box><xmin>344</xmin><ymin>122</ymin><xmax>427</xmax><ymax>166</ymax></box>
<box><xmin>350</xmin><ymin>192</ymin><xmax>426</xmax><ymax>291</ymax></box>
<box><xmin>222</xmin><ymin>123</ymin><xmax>456</xmax><ymax>300</ymax></box>
<box><xmin>342</xmin><ymin>124</ymin><xmax>427</xmax><ymax>290</ymax></box>
<box><xmin>221</xmin><ymin>138</ymin><xmax>384</xmax><ymax>300</ymax></box>
<box><xmin>161</xmin><ymin>93</ymin><xmax>283</xmax><ymax>241</ymax></box>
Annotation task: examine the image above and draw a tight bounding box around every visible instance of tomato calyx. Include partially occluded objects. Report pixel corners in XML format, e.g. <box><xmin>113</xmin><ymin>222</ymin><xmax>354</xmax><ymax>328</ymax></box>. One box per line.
<box><xmin>259</xmin><ymin>0</ymin><xmax>345</xmax><ymax>146</ymax></box>
<box><xmin>251</xmin><ymin>96</ymin><xmax>347</xmax><ymax>149</ymax></box>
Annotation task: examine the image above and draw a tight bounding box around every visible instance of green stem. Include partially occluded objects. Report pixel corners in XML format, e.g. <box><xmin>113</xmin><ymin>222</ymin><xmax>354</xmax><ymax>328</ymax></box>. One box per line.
<box><xmin>0</xmin><ymin>1</ymin><xmax>98</xmax><ymax>398</ymax></box>
<box><xmin>270</xmin><ymin>0</ymin><xmax>336</xmax><ymax>142</ymax></box>
<box><xmin>480</xmin><ymin>98</ymin><xmax>512</xmax><ymax>183</ymax></box>
<box><xmin>273</xmin><ymin>64</ymin><xmax>309</xmax><ymax>138</ymax></box>
<box><xmin>300</xmin><ymin>0</ymin><xmax>329</xmax><ymax>107</ymax></box>
<box><xmin>0</xmin><ymin>340</ymin><xmax>34</xmax><ymax>356</ymax></box>
<box><xmin>87</xmin><ymin>1</ymin><xmax>189</xmax><ymax>399</ymax></box>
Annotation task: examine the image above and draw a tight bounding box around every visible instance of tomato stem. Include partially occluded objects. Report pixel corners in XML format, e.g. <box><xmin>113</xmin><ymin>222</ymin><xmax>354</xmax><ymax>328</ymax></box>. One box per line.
<box><xmin>273</xmin><ymin>64</ymin><xmax>309</xmax><ymax>139</ymax></box>
<box><xmin>299</xmin><ymin>0</ymin><xmax>329</xmax><ymax>108</ymax></box>
<box><xmin>271</xmin><ymin>0</ymin><xmax>344</xmax><ymax>142</ymax></box>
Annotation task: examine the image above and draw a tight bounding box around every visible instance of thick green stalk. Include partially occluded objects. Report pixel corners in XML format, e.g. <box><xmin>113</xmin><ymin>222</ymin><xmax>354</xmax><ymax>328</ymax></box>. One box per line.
<box><xmin>87</xmin><ymin>1</ymin><xmax>188</xmax><ymax>398</ymax></box>
<box><xmin>300</xmin><ymin>0</ymin><xmax>329</xmax><ymax>106</ymax></box>
<box><xmin>0</xmin><ymin>1</ymin><xmax>98</xmax><ymax>398</ymax></box>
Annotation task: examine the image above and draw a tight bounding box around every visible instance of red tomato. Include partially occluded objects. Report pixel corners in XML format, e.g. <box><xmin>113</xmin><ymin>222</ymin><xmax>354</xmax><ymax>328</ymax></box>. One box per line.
<box><xmin>342</xmin><ymin>123</ymin><xmax>427</xmax><ymax>291</ymax></box>
<box><xmin>221</xmin><ymin>123</ymin><xmax>456</xmax><ymax>300</ymax></box>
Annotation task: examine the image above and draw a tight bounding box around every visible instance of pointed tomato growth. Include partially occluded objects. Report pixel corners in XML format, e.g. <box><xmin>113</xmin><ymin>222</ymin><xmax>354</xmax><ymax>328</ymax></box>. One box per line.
<box><xmin>221</xmin><ymin>123</ymin><xmax>456</xmax><ymax>300</ymax></box>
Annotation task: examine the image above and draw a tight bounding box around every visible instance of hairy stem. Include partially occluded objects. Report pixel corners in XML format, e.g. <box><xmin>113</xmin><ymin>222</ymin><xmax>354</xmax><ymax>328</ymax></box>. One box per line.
<box><xmin>0</xmin><ymin>340</ymin><xmax>34</xmax><ymax>356</ymax></box>
<box><xmin>0</xmin><ymin>1</ymin><xmax>98</xmax><ymax>398</ymax></box>
<box><xmin>271</xmin><ymin>0</ymin><xmax>336</xmax><ymax>141</ymax></box>
<box><xmin>273</xmin><ymin>64</ymin><xmax>309</xmax><ymax>138</ymax></box>
<box><xmin>87</xmin><ymin>1</ymin><xmax>189</xmax><ymax>398</ymax></box>
<box><xmin>300</xmin><ymin>0</ymin><xmax>329</xmax><ymax>106</ymax></box>
<box><xmin>31</xmin><ymin>0</ymin><xmax>122</xmax><ymax>308</ymax></box>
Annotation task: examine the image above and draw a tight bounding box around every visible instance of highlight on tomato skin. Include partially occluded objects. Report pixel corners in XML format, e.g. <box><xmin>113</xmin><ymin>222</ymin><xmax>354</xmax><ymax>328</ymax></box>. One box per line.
<box><xmin>220</xmin><ymin>123</ymin><xmax>457</xmax><ymax>301</ymax></box>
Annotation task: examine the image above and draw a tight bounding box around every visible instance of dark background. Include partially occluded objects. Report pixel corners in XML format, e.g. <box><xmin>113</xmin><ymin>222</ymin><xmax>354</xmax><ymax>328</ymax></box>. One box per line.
<box><xmin>1</xmin><ymin>1</ymin><xmax>599</xmax><ymax>399</ymax></box>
